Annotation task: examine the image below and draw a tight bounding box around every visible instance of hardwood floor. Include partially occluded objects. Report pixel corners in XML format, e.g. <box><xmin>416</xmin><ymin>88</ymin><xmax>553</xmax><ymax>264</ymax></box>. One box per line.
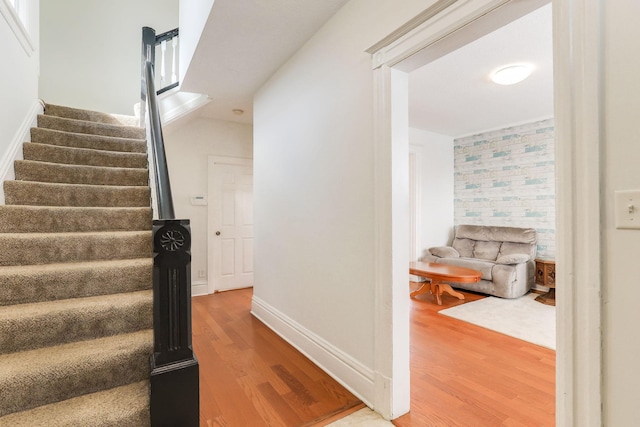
<box><xmin>392</xmin><ymin>283</ymin><xmax>556</xmax><ymax>426</ymax></box>
<box><xmin>193</xmin><ymin>285</ymin><xmax>555</xmax><ymax>427</ymax></box>
<box><xmin>192</xmin><ymin>289</ymin><xmax>362</xmax><ymax>426</ymax></box>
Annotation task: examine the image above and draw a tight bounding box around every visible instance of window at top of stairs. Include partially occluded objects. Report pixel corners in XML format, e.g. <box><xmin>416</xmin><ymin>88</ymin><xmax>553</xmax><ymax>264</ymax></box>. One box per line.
<box><xmin>1</xmin><ymin>0</ymin><xmax>35</xmax><ymax>55</ymax></box>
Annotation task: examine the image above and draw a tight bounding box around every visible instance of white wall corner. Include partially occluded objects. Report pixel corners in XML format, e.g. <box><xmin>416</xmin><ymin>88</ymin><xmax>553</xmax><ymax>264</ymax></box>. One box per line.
<box><xmin>250</xmin><ymin>295</ymin><xmax>376</xmax><ymax>407</ymax></box>
<box><xmin>0</xmin><ymin>99</ymin><xmax>44</xmax><ymax>205</ymax></box>
<box><xmin>191</xmin><ymin>280</ymin><xmax>208</xmax><ymax>297</ymax></box>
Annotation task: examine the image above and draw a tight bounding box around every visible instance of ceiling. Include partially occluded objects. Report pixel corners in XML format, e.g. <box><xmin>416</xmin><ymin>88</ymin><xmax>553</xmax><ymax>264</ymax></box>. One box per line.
<box><xmin>409</xmin><ymin>3</ymin><xmax>553</xmax><ymax>137</ymax></box>
<box><xmin>181</xmin><ymin>1</ymin><xmax>553</xmax><ymax>137</ymax></box>
<box><xmin>179</xmin><ymin>0</ymin><xmax>350</xmax><ymax>124</ymax></box>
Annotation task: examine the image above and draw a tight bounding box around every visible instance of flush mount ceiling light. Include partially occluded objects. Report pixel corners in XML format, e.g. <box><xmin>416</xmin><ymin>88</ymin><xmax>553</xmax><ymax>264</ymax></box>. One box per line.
<box><xmin>490</xmin><ymin>64</ymin><xmax>533</xmax><ymax>85</ymax></box>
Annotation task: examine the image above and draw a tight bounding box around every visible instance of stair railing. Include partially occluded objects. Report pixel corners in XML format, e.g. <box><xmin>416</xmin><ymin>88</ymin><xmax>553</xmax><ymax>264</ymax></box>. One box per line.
<box><xmin>141</xmin><ymin>26</ymin><xmax>199</xmax><ymax>427</ymax></box>
<box><xmin>150</xmin><ymin>27</ymin><xmax>180</xmax><ymax>96</ymax></box>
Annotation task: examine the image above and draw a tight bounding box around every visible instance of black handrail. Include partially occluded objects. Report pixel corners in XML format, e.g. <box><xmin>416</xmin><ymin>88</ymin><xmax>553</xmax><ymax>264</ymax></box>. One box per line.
<box><xmin>142</xmin><ymin>27</ymin><xmax>180</xmax><ymax>97</ymax></box>
<box><xmin>144</xmin><ymin>61</ymin><xmax>175</xmax><ymax>219</ymax></box>
<box><xmin>141</xmin><ymin>26</ymin><xmax>199</xmax><ymax>427</ymax></box>
<box><xmin>156</xmin><ymin>28</ymin><xmax>179</xmax><ymax>44</ymax></box>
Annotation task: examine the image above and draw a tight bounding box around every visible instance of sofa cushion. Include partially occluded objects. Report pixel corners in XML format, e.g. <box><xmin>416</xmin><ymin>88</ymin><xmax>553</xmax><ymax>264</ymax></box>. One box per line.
<box><xmin>473</xmin><ymin>241</ymin><xmax>502</xmax><ymax>261</ymax></box>
<box><xmin>498</xmin><ymin>242</ymin><xmax>536</xmax><ymax>258</ymax></box>
<box><xmin>429</xmin><ymin>246</ymin><xmax>459</xmax><ymax>258</ymax></box>
<box><xmin>452</xmin><ymin>238</ymin><xmax>475</xmax><ymax>258</ymax></box>
<box><xmin>455</xmin><ymin>224</ymin><xmax>537</xmax><ymax>245</ymax></box>
<box><xmin>436</xmin><ymin>257</ymin><xmax>493</xmax><ymax>280</ymax></box>
<box><xmin>496</xmin><ymin>253</ymin><xmax>530</xmax><ymax>264</ymax></box>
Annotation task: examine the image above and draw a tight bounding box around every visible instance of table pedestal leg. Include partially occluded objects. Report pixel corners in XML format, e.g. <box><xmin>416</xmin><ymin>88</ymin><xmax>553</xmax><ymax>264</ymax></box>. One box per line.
<box><xmin>411</xmin><ymin>279</ymin><xmax>465</xmax><ymax>305</ymax></box>
<box><xmin>410</xmin><ymin>281</ymin><xmax>430</xmax><ymax>298</ymax></box>
<box><xmin>435</xmin><ymin>283</ymin><xmax>465</xmax><ymax>305</ymax></box>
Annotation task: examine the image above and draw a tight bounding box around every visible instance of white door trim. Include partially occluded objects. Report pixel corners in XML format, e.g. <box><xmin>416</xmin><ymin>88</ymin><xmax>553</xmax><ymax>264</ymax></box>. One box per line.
<box><xmin>372</xmin><ymin>65</ymin><xmax>411</xmax><ymax>418</ymax></box>
<box><xmin>369</xmin><ymin>0</ymin><xmax>602</xmax><ymax>424</ymax></box>
<box><xmin>366</xmin><ymin>0</ymin><xmax>550</xmax><ymax>71</ymax></box>
<box><xmin>207</xmin><ymin>156</ymin><xmax>253</xmax><ymax>294</ymax></box>
<box><xmin>553</xmin><ymin>0</ymin><xmax>602</xmax><ymax>424</ymax></box>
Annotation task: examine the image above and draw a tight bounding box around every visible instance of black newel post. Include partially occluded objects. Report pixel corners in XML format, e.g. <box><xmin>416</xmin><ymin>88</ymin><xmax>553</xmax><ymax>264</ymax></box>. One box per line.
<box><xmin>150</xmin><ymin>219</ymin><xmax>199</xmax><ymax>426</ymax></box>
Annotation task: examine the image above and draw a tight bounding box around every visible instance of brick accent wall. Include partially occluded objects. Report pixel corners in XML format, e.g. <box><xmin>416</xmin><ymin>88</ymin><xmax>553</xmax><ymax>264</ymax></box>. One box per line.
<box><xmin>454</xmin><ymin>118</ymin><xmax>555</xmax><ymax>258</ymax></box>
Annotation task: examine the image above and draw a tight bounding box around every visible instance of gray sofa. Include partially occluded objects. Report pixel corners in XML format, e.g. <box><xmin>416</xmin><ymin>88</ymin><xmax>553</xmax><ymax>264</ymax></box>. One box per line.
<box><xmin>422</xmin><ymin>224</ymin><xmax>537</xmax><ymax>298</ymax></box>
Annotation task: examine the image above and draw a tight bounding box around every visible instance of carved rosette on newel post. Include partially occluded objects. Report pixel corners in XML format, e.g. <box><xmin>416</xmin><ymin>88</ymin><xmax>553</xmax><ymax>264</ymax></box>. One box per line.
<box><xmin>150</xmin><ymin>219</ymin><xmax>199</xmax><ymax>426</ymax></box>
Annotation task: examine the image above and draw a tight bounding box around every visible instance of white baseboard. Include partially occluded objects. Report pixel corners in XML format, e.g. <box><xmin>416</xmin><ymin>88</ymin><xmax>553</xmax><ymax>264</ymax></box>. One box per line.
<box><xmin>0</xmin><ymin>99</ymin><xmax>44</xmax><ymax>205</ymax></box>
<box><xmin>192</xmin><ymin>280</ymin><xmax>209</xmax><ymax>297</ymax></box>
<box><xmin>251</xmin><ymin>295</ymin><xmax>375</xmax><ymax>407</ymax></box>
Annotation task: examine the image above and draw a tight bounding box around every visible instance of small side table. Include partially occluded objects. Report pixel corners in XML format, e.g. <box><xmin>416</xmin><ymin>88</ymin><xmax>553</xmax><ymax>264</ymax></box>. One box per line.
<box><xmin>534</xmin><ymin>258</ymin><xmax>556</xmax><ymax>306</ymax></box>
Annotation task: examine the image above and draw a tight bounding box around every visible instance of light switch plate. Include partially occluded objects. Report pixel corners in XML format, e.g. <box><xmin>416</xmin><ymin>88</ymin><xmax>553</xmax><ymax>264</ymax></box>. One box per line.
<box><xmin>615</xmin><ymin>190</ymin><xmax>640</xmax><ymax>229</ymax></box>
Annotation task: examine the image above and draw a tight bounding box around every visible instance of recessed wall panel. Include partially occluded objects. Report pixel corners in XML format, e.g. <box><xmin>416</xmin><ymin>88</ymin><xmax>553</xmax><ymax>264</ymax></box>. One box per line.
<box><xmin>242</xmin><ymin>238</ymin><xmax>253</xmax><ymax>273</ymax></box>
<box><xmin>222</xmin><ymin>190</ymin><xmax>235</xmax><ymax>226</ymax></box>
<box><xmin>221</xmin><ymin>238</ymin><xmax>235</xmax><ymax>276</ymax></box>
<box><xmin>242</xmin><ymin>191</ymin><xmax>253</xmax><ymax>225</ymax></box>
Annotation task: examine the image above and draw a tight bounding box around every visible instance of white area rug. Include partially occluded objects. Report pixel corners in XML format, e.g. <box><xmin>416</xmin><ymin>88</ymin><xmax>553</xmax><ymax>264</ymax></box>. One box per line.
<box><xmin>439</xmin><ymin>293</ymin><xmax>556</xmax><ymax>350</ymax></box>
<box><xmin>327</xmin><ymin>408</ymin><xmax>393</xmax><ymax>426</ymax></box>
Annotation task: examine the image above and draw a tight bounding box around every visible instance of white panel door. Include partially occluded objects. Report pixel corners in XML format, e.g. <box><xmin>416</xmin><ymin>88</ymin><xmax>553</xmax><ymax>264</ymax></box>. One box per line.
<box><xmin>208</xmin><ymin>157</ymin><xmax>253</xmax><ymax>292</ymax></box>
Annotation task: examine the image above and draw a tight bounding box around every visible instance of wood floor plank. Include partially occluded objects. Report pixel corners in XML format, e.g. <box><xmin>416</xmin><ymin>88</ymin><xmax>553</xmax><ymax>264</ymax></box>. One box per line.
<box><xmin>272</xmin><ymin>364</ymin><xmax>317</xmax><ymax>406</ymax></box>
<box><xmin>234</xmin><ymin>376</ymin><xmax>288</xmax><ymax>427</ymax></box>
<box><xmin>392</xmin><ymin>283</ymin><xmax>555</xmax><ymax>426</ymax></box>
<box><xmin>194</xmin><ymin>286</ymin><xmax>555</xmax><ymax>427</ymax></box>
<box><xmin>195</xmin><ymin>341</ymin><xmax>268</xmax><ymax>426</ymax></box>
<box><xmin>193</xmin><ymin>290</ymin><xmax>361</xmax><ymax>427</ymax></box>
<box><xmin>258</xmin><ymin>382</ymin><xmax>305</xmax><ymax>426</ymax></box>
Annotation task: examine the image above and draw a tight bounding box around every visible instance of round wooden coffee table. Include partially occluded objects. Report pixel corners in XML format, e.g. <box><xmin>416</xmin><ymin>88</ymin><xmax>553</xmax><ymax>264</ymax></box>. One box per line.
<box><xmin>409</xmin><ymin>262</ymin><xmax>482</xmax><ymax>305</ymax></box>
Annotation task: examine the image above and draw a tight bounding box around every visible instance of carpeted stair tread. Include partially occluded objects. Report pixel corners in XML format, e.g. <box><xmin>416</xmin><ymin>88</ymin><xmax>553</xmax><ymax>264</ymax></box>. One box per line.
<box><xmin>0</xmin><ymin>330</ymin><xmax>152</xmax><ymax>417</ymax></box>
<box><xmin>0</xmin><ymin>102</ymin><xmax>155</xmax><ymax>423</ymax></box>
<box><xmin>14</xmin><ymin>160</ymin><xmax>148</xmax><ymax>186</ymax></box>
<box><xmin>0</xmin><ymin>290</ymin><xmax>152</xmax><ymax>354</ymax></box>
<box><xmin>0</xmin><ymin>230</ymin><xmax>152</xmax><ymax>266</ymax></box>
<box><xmin>23</xmin><ymin>142</ymin><xmax>148</xmax><ymax>169</ymax></box>
<box><xmin>3</xmin><ymin>181</ymin><xmax>150</xmax><ymax>207</ymax></box>
<box><xmin>0</xmin><ymin>258</ymin><xmax>153</xmax><ymax>306</ymax></box>
<box><xmin>0</xmin><ymin>205</ymin><xmax>152</xmax><ymax>233</ymax></box>
<box><xmin>0</xmin><ymin>380</ymin><xmax>150</xmax><ymax>427</ymax></box>
<box><xmin>31</xmin><ymin>128</ymin><xmax>146</xmax><ymax>153</ymax></box>
<box><xmin>37</xmin><ymin>115</ymin><xmax>145</xmax><ymax>140</ymax></box>
<box><xmin>44</xmin><ymin>103</ymin><xmax>140</xmax><ymax>127</ymax></box>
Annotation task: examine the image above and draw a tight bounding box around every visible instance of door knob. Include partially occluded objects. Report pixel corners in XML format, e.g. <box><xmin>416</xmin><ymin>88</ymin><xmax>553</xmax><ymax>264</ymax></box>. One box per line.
<box><xmin>215</xmin><ymin>231</ymin><xmax>221</xmax><ymax>236</ymax></box>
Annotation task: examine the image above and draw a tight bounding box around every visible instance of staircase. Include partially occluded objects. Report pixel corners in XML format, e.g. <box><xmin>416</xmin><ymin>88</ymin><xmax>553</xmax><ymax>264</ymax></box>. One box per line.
<box><xmin>0</xmin><ymin>104</ymin><xmax>154</xmax><ymax>426</ymax></box>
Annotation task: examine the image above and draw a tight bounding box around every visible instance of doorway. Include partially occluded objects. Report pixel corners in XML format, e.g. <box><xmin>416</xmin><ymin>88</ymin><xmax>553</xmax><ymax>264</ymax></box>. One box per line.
<box><xmin>369</xmin><ymin>0</ymin><xmax>603</xmax><ymax>423</ymax></box>
<box><xmin>207</xmin><ymin>156</ymin><xmax>254</xmax><ymax>293</ymax></box>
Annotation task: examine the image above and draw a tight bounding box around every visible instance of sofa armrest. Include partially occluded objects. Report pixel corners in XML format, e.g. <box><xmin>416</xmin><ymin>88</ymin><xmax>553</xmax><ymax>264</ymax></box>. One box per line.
<box><xmin>495</xmin><ymin>253</ymin><xmax>530</xmax><ymax>265</ymax></box>
<box><xmin>428</xmin><ymin>246</ymin><xmax>460</xmax><ymax>258</ymax></box>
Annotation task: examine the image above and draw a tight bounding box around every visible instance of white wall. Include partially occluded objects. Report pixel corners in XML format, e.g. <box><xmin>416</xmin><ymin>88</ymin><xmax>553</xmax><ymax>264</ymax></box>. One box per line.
<box><xmin>39</xmin><ymin>0</ymin><xmax>178</xmax><ymax>115</ymax></box>
<box><xmin>602</xmin><ymin>1</ymin><xmax>640</xmax><ymax>423</ymax></box>
<box><xmin>409</xmin><ymin>128</ymin><xmax>454</xmax><ymax>255</ymax></box>
<box><xmin>164</xmin><ymin>117</ymin><xmax>253</xmax><ymax>296</ymax></box>
<box><xmin>0</xmin><ymin>0</ymin><xmax>40</xmax><ymax>196</ymax></box>
<box><xmin>178</xmin><ymin>0</ymin><xmax>214</xmax><ymax>84</ymax></box>
<box><xmin>253</xmin><ymin>0</ymin><xmax>435</xmax><ymax>413</ymax></box>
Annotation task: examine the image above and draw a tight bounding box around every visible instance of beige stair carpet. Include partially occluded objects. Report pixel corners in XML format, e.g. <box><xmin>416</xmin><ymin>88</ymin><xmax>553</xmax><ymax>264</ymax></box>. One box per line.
<box><xmin>0</xmin><ymin>103</ymin><xmax>154</xmax><ymax>426</ymax></box>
